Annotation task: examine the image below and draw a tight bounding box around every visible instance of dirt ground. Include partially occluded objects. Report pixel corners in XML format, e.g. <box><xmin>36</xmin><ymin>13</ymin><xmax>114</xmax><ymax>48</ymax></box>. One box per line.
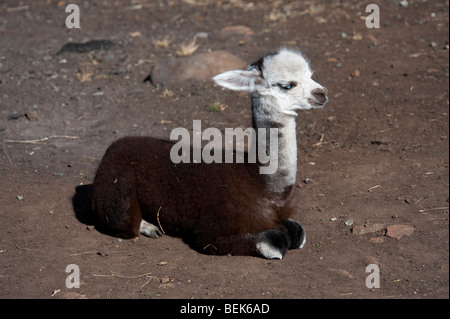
<box><xmin>0</xmin><ymin>0</ymin><xmax>448</xmax><ymax>300</ymax></box>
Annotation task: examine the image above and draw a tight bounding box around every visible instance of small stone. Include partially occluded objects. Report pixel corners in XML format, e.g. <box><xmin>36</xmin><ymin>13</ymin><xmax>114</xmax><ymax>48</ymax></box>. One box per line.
<box><xmin>352</xmin><ymin>223</ymin><xmax>385</xmax><ymax>235</ymax></box>
<box><xmin>344</xmin><ymin>219</ymin><xmax>354</xmax><ymax>226</ymax></box>
<box><xmin>351</xmin><ymin>69</ymin><xmax>360</xmax><ymax>77</ymax></box>
<box><xmin>25</xmin><ymin>110</ymin><xmax>39</xmax><ymax>121</ymax></box>
<box><xmin>195</xmin><ymin>32</ymin><xmax>208</xmax><ymax>39</ymax></box>
<box><xmin>8</xmin><ymin>113</ymin><xmax>23</xmax><ymax>120</ymax></box>
<box><xmin>386</xmin><ymin>225</ymin><xmax>415</xmax><ymax>239</ymax></box>
<box><xmin>303</xmin><ymin>178</ymin><xmax>314</xmax><ymax>184</ymax></box>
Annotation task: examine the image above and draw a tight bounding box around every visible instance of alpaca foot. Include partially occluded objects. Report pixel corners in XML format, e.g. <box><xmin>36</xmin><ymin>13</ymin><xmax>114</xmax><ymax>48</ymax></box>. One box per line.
<box><xmin>281</xmin><ymin>218</ymin><xmax>306</xmax><ymax>249</ymax></box>
<box><xmin>256</xmin><ymin>230</ymin><xmax>289</xmax><ymax>260</ymax></box>
<box><xmin>140</xmin><ymin>220</ymin><xmax>163</xmax><ymax>238</ymax></box>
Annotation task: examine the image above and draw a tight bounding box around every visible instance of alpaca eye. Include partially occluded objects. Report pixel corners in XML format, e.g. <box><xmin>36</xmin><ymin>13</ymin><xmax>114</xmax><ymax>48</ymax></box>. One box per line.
<box><xmin>279</xmin><ymin>83</ymin><xmax>296</xmax><ymax>91</ymax></box>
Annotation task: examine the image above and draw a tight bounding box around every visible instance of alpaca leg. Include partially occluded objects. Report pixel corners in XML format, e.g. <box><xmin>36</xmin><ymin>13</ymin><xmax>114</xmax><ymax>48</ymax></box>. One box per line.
<box><xmin>91</xmin><ymin>171</ymin><xmax>142</xmax><ymax>239</ymax></box>
<box><xmin>197</xmin><ymin>230</ymin><xmax>289</xmax><ymax>259</ymax></box>
<box><xmin>140</xmin><ymin>220</ymin><xmax>163</xmax><ymax>238</ymax></box>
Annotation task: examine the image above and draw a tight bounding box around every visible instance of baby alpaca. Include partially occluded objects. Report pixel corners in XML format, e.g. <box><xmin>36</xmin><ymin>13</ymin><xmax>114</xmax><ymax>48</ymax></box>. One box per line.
<box><xmin>91</xmin><ymin>48</ymin><xmax>328</xmax><ymax>259</ymax></box>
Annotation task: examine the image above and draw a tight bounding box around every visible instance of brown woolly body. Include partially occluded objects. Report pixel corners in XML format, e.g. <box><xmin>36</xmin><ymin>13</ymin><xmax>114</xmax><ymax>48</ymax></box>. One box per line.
<box><xmin>91</xmin><ymin>136</ymin><xmax>295</xmax><ymax>255</ymax></box>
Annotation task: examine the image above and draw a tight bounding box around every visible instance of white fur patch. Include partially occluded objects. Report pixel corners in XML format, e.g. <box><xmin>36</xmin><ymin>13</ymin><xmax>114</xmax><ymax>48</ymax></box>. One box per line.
<box><xmin>256</xmin><ymin>241</ymin><xmax>283</xmax><ymax>259</ymax></box>
<box><xmin>140</xmin><ymin>220</ymin><xmax>163</xmax><ymax>238</ymax></box>
<box><xmin>299</xmin><ymin>232</ymin><xmax>306</xmax><ymax>249</ymax></box>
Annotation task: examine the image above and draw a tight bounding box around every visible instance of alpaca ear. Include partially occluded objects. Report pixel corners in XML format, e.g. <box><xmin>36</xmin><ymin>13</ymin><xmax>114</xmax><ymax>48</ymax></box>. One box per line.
<box><xmin>212</xmin><ymin>70</ymin><xmax>265</xmax><ymax>92</ymax></box>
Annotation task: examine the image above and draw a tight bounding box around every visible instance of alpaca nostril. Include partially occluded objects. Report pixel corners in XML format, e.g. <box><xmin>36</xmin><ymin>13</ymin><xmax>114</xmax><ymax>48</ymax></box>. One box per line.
<box><xmin>311</xmin><ymin>88</ymin><xmax>328</xmax><ymax>104</ymax></box>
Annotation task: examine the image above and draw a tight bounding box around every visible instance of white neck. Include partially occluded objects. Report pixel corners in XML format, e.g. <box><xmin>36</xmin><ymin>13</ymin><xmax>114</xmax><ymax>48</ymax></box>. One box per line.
<box><xmin>251</xmin><ymin>93</ymin><xmax>298</xmax><ymax>194</ymax></box>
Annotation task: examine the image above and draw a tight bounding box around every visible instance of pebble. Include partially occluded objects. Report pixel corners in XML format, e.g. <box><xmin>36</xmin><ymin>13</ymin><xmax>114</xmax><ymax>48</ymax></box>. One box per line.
<box><xmin>352</xmin><ymin>223</ymin><xmax>385</xmax><ymax>235</ymax></box>
<box><xmin>344</xmin><ymin>219</ymin><xmax>354</xmax><ymax>226</ymax></box>
<box><xmin>8</xmin><ymin>113</ymin><xmax>23</xmax><ymax>120</ymax></box>
<box><xmin>195</xmin><ymin>32</ymin><xmax>208</xmax><ymax>39</ymax></box>
<box><xmin>25</xmin><ymin>110</ymin><xmax>39</xmax><ymax>121</ymax></box>
<box><xmin>57</xmin><ymin>39</ymin><xmax>122</xmax><ymax>54</ymax></box>
<box><xmin>386</xmin><ymin>225</ymin><xmax>415</xmax><ymax>239</ymax></box>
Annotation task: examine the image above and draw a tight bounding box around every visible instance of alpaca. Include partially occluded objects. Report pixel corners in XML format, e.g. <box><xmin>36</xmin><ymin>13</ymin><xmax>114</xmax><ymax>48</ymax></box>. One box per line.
<box><xmin>91</xmin><ymin>48</ymin><xmax>328</xmax><ymax>259</ymax></box>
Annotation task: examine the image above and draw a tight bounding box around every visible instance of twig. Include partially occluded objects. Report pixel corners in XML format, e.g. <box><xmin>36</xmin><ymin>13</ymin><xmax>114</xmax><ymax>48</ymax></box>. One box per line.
<box><xmin>419</xmin><ymin>207</ymin><xmax>449</xmax><ymax>213</ymax></box>
<box><xmin>3</xmin><ymin>135</ymin><xmax>79</xmax><ymax>144</ymax></box>
<box><xmin>368</xmin><ymin>185</ymin><xmax>381</xmax><ymax>192</ymax></box>
<box><xmin>156</xmin><ymin>205</ymin><xmax>165</xmax><ymax>234</ymax></box>
<box><xmin>372</xmin><ymin>127</ymin><xmax>396</xmax><ymax>134</ymax></box>
<box><xmin>313</xmin><ymin>133</ymin><xmax>325</xmax><ymax>146</ymax></box>
<box><xmin>93</xmin><ymin>269</ymin><xmax>165</xmax><ymax>289</ymax></box>
<box><xmin>2</xmin><ymin>135</ymin><xmax>79</xmax><ymax>166</ymax></box>
<box><xmin>70</xmin><ymin>251</ymin><xmax>98</xmax><ymax>256</ymax></box>
<box><xmin>6</xmin><ymin>5</ymin><xmax>29</xmax><ymax>12</ymax></box>
<box><xmin>93</xmin><ymin>269</ymin><xmax>157</xmax><ymax>279</ymax></box>
<box><xmin>140</xmin><ymin>277</ymin><xmax>154</xmax><ymax>290</ymax></box>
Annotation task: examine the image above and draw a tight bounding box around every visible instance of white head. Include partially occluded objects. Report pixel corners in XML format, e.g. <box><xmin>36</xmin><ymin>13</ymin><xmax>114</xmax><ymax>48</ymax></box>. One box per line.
<box><xmin>212</xmin><ymin>48</ymin><xmax>328</xmax><ymax>117</ymax></box>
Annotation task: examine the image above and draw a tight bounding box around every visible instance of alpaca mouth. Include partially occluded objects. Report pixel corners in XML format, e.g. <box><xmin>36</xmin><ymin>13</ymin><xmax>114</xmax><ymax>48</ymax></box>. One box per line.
<box><xmin>308</xmin><ymin>97</ymin><xmax>327</xmax><ymax>107</ymax></box>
